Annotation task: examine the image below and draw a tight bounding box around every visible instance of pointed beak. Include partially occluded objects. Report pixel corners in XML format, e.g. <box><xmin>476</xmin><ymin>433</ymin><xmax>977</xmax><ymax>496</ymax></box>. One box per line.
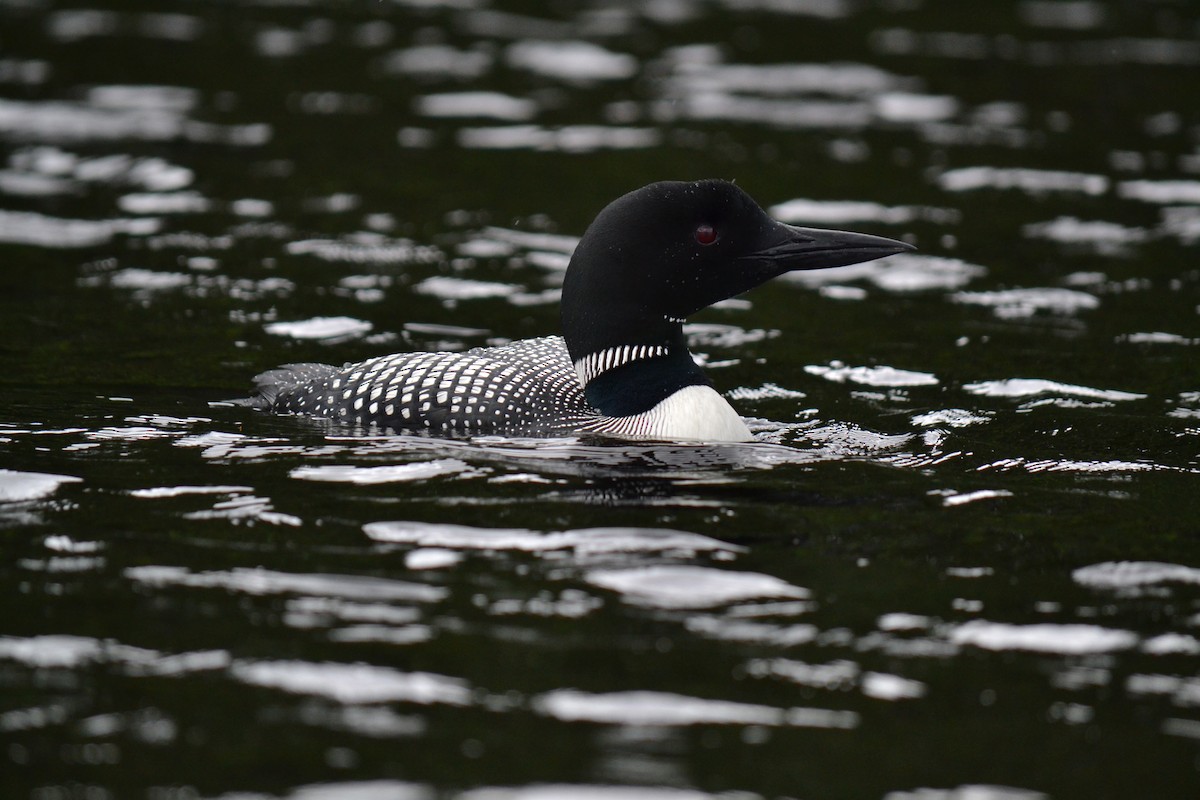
<box><xmin>740</xmin><ymin>222</ymin><xmax>915</xmax><ymax>274</ymax></box>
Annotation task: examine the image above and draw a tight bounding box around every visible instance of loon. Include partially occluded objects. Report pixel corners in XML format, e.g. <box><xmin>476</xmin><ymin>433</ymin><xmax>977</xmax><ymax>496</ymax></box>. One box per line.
<box><xmin>245</xmin><ymin>179</ymin><xmax>912</xmax><ymax>442</ymax></box>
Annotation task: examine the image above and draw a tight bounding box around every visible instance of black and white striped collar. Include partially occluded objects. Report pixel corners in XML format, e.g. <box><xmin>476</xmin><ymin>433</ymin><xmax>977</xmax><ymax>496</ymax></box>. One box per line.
<box><xmin>573</xmin><ymin>343</ymin><xmax>670</xmax><ymax>387</ymax></box>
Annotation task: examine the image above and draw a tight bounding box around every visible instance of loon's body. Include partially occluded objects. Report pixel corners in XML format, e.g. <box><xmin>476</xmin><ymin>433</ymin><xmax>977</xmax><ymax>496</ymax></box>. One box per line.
<box><xmin>246</xmin><ymin>180</ymin><xmax>911</xmax><ymax>442</ymax></box>
<box><xmin>255</xmin><ymin>335</ymin><xmax>751</xmax><ymax>440</ymax></box>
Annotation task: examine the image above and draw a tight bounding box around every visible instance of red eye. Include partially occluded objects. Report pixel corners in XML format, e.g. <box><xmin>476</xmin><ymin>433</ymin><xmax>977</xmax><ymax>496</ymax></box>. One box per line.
<box><xmin>694</xmin><ymin>224</ymin><xmax>718</xmax><ymax>245</ymax></box>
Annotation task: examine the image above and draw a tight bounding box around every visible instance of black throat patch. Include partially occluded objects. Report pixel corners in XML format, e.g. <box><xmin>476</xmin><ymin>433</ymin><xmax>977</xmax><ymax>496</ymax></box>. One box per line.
<box><xmin>582</xmin><ymin>351</ymin><xmax>711</xmax><ymax>417</ymax></box>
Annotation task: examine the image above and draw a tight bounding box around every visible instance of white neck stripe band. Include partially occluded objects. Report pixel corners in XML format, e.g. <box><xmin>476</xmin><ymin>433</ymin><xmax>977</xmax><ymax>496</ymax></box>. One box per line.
<box><xmin>573</xmin><ymin>344</ymin><xmax>670</xmax><ymax>387</ymax></box>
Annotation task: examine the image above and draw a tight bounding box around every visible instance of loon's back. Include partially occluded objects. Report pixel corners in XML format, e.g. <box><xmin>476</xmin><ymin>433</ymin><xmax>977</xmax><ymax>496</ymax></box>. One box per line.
<box><xmin>252</xmin><ymin>336</ymin><xmax>596</xmax><ymax>437</ymax></box>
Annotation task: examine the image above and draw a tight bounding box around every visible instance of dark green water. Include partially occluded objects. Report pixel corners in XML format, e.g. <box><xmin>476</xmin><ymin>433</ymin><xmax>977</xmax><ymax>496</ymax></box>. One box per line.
<box><xmin>2</xmin><ymin>1</ymin><xmax>1199</xmax><ymax>798</ymax></box>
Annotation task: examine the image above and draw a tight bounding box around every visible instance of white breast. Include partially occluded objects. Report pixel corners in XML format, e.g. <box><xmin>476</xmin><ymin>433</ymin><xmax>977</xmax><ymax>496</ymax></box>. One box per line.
<box><xmin>596</xmin><ymin>384</ymin><xmax>754</xmax><ymax>442</ymax></box>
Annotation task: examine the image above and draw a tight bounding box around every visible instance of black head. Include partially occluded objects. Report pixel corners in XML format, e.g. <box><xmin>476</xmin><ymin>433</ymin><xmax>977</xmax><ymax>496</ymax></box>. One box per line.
<box><xmin>560</xmin><ymin>179</ymin><xmax>912</xmax><ymax>361</ymax></box>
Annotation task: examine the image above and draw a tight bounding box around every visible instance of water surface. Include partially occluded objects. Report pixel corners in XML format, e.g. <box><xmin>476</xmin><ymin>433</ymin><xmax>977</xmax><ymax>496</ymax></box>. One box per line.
<box><xmin>2</xmin><ymin>1</ymin><xmax>1199</xmax><ymax>798</ymax></box>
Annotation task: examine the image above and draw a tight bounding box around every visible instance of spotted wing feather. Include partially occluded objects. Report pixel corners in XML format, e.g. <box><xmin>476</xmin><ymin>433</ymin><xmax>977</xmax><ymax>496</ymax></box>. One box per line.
<box><xmin>256</xmin><ymin>335</ymin><xmax>597</xmax><ymax>436</ymax></box>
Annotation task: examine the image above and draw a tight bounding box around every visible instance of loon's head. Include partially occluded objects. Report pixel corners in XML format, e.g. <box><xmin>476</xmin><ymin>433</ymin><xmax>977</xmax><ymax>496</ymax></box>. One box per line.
<box><xmin>561</xmin><ymin>179</ymin><xmax>913</xmax><ymax>363</ymax></box>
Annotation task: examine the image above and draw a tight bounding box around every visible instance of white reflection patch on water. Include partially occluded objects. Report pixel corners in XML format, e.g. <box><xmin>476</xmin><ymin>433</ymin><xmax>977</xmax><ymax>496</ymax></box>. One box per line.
<box><xmin>47</xmin><ymin>10</ymin><xmax>202</xmax><ymax>43</ymax></box>
<box><xmin>285</xmin><ymin>597</ymin><xmax>423</xmax><ymax>629</ymax></box>
<box><xmin>0</xmin><ymin>168</ymin><xmax>70</xmax><ymax>197</ymax></box>
<box><xmin>458</xmin><ymin>786</ymin><xmax>756</xmax><ymax>800</ymax></box>
<box><xmin>232</xmin><ymin>198</ymin><xmax>273</xmax><ymax>218</ymax></box>
<box><xmin>414</xmin><ymin>276</ymin><xmax>522</xmax><ymax>302</ymax></box>
<box><xmin>383</xmin><ymin>44</ymin><xmax>495</xmax><ymax>80</ymax></box>
<box><xmin>978</xmin><ymin>457</ymin><xmax>1168</xmax><ymax>474</ymax></box>
<box><xmin>1118</xmin><ymin>332</ymin><xmax>1198</xmax><ymax>346</ymax></box>
<box><xmin>949</xmin><ymin>620</ymin><xmax>1138</xmax><ymax>654</ymax></box>
<box><xmin>937</xmin><ymin>166</ymin><xmax>1109</xmax><ymax>196</ymax></box>
<box><xmin>108</xmin><ymin>267</ymin><xmax>192</xmax><ymax>291</ymax></box>
<box><xmin>1141</xmin><ymin>634</ymin><xmax>1200</xmax><ymax>656</ymax></box>
<box><xmin>182</xmin><ymin>434</ymin><xmax>340</xmax><ymax>460</ymax></box>
<box><xmin>404</xmin><ymin>321</ymin><xmax>490</xmax><ymax>339</ymax></box>
<box><xmin>1072</xmin><ymin>561</ymin><xmax>1200</xmax><ymax>589</ymax></box>
<box><xmin>670</xmin><ymin>59</ymin><xmax>906</xmax><ymax>97</ymax></box>
<box><xmin>231</xmin><ymin>660</ymin><xmax>471</xmax><ymax>706</ymax></box>
<box><xmin>252</xmin><ymin>779</ymin><xmax>433</xmax><ymax>800</ymax></box>
<box><xmin>819</xmin><ymin>284</ymin><xmax>867</xmax><ymax>301</ymax></box>
<box><xmin>416</xmin><ymin>91</ymin><xmax>537</xmax><ymax>121</ymax></box>
<box><xmin>726</xmin><ymin>383</ymin><xmax>806</xmax><ymax>402</ymax></box>
<box><xmin>1171</xmin><ymin>392</ymin><xmax>1200</xmax><ymax>422</ymax></box>
<box><xmin>0</xmin><ymin>96</ymin><xmax>269</xmax><ymax>145</ymax></box>
<box><xmin>0</xmin><ymin>634</ymin><xmax>230</xmax><ymax>675</ymax></box>
<box><xmin>291</xmin><ymin>459</ymin><xmax>484</xmax><ymax>484</ymax></box>
<box><xmin>43</xmin><ymin>535</ymin><xmax>101</xmax><ymax>554</ymax></box>
<box><xmin>19</xmin><ymin>555</ymin><xmax>105</xmax><ymax>573</ymax></box>
<box><xmin>1050</xmin><ymin>665</ymin><xmax>1109</xmax><ymax>691</ymax></box>
<box><xmin>265</xmin><ymin>316</ymin><xmax>373</xmax><ymax>342</ymax></box>
<box><xmin>878</xmin><ymin>613</ymin><xmax>933</xmax><ymax>631</ymax></box>
<box><xmin>783</xmin><ymin>253</ymin><xmax>985</xmax><ymax>292</ymax></box>
<box><xmin>2</xmin><ymin>146</ymin><xmax>193</xmax><ymax>196</ymax></box>
<box><xmin>1118</xmin><ymin>179</ymin><xmax>1200</xmax><ymax>205</ymax></box>
<box><xmin>505</xmin><ymin>41</ymin><xmax>637</xmax><ymax>84</ymax></box>
<box><xmin>1125</xmin><ymin>674</ymin><xmax>1200</xmax><ymax>708</ymax></box>
<box><xmin>585</xmin><ymin>565</ymin><xmax>807</xmax><ymax>609</ymax></box>
<box><xmin>715</xmin><ymin>0</ymin><xmax>852</xmax><ymax>18</ymax></box>
<box><xmin>874</xmin><ymin>91</ymin><xmax>959</xmax><ymax>123</ymax></box>
<box><xmin>181</xmin><ymin>494</ymin><xmax>302</xmax><ymax>526</ymax></box>
<box><xmin>125</xmin><ymin>565</ymin><xmax>447</xmax><ymax>603</ymax></box>
<box><xmin>296</xmin><ymin>707</ymin><xmax>426</xmax><ymax>741</ymax></box>
<box><xmin>89</xmin><ymin>84</ymin><xmax>197</xmax><ymax>112</ymax></box>
<box><xmin>1022</xmin><ymin>216</ymin><xmax>1148</xmax><ymax>254</ymax></box>
<box><xmin>477</xmin><ymin>226</ymin><xmax>579</xmax><ymax>253</ymax></box>
<box><xmin>103</xmin><ymin>267</ymin><xmax>295</xmax><ymax>302</ymax></box>
<box><xmin>0</xmin><ymin>210</ymin><xmax>159</xmax><ymax>248</ymax></box>
<box><xmin>684</xmin><ymin>616</ymin><xmax>817</xmax><ymax>646</ymax></box>
<box><xmin>0</xmin><ymin>635</ymin><xmax>110</xmax><ymax>667</ymax></box>
<box><xmin>405</xmin><ymin>548</ymin><xmax>464</xmax><ymax>571</ymax></box>
<box><xmin>963</xmin><ymin>378</ymin><xmax>1144</xmax><ymax>402</ymax></box>
<box><xmin>951</xmin><ymin>287</ymin><xmax>1099</xmax><ymax>318</ymax></box>
<box><xmin>336</xmin><ymin>276</ymin><xmax>387</xmax><ymax>304</ymax></box>
<box><xmin>1159</xmin><ymin>206</ymin><xmax>1200</xmax><ymax>243</ymax></box>
<box><xmin>1163</xmin><ymin>718</ymin><xmax>1200</xmax><ymax>741</ymax></box>
<box><xmin>486</xmin><ymin>590</ymin><xmax>602</xmax><ymax>620</ymax></box>
<box><xmin>861</xmin><ymin>671</ymin><xmax>928</xmax><ymax>701</ymax></box>
<box><xmin>884</xmin><ymin>786</ymin><xmax>1047</xmax><ymax>800</ymax></box>
<box><xmin>364</xmin><ymin>521</ymin><xmax>742</xmax><ymax>558</ymax></box>
<box><xmin>779</xmin><ymin>421</ymin><xmax>914</xmax><ymax>455</ymax></box>
<box><xmin>0</xmin><ymin>58</ymin><xmax>50</xmax><ymax>87</ymax></box>
<box><xmin>933</xmin><ymin>489</ymin><xmax>1013</xmax><ymax>508</ymax></box>
<box><xmin>806</xmin><ymin>361</ymin><xmax>938</xmax><ymax>387</ymax></box>
<box><xmin>328</xmin><ymin>625</ymin><xmax>433</xmax><ymax>645</ymax></box>
<box><xmin>0</xmin><ymin>469</ymin><xmax>81</xmax><ymax>502</ymax></box>
<box><xmin>658</xmin><ymin>93</ymin><xmax>872</xmax><ymax>130</ymax></box>
<box><xmin>876</xmin><ymin>27</ymin><xmax>1200</xmax><ymax>67</ymax></box>
<box><xmin>1019</xmin><ymin>0</ymin><xmax>1106</xmax><ymax>30</ymax></box>
<box><xmin>770</xmin><ymin>197</ymin><xmax>958</xmax><ymax>226</ymax></box>
<box><xmin>117</xmin><ymin>190</ymin><xmax>211</xmax><ymax>214</ymax></box>
<box><xmin>0</xmin><ymin>704</ymin><xmax>70</xmax><ymax>733</ymax></box>
<box><xmin>746</xmin><ymin>657</ymin><xmax>859</xmax><ymax>691</ymax></box>
<box><xmin>946</xmin><ymin>567</ymin><xmax>994</xmax><ymax>579</ymax></box>
<box><xmin>85</xmin><ymin>425</ymin><xmax>176</xmax><ymax>441</ymax></box>
<box><xmin>534</xmin><ymin>689</ymin><xmax>857</xmax><ymax>729</ymax></box>
<box><xmin>287</xmin><ymin>234</ymin><xmax>443</xmax><ymax>265</ymax></box>
<box><xmin>457</xmin><ymin>237</ymin><xmax>516</xmax><ymax>258</ymax></box>
<box><xmin>912</xmin><ymin>409</ymin><xmax>992</xmax><ymax>428</ymax></box>
<box><xmin>458</xmin><ymin>125</ymin><xmax>661</xmax><ymax>152</ymax></box>
<box><xmin>684</xmin><ymin>323</ymin><xmax>778</xmax><ymax>349</ymax></box>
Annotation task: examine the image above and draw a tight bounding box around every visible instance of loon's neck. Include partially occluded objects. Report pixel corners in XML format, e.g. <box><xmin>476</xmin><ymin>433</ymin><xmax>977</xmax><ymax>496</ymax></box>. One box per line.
<box><xmin>572</xmin><ymin>333</ymin><xmax>752</xmax><ymax>441</ymax></box>
<box><xmin>581</xmin><ymin>340</ymin><xmax>710</xmax><ymax>417</ymax></box>
<box><xmin>556</xmin><ymin>298</ymin><xmax>691</xmax><ymax>411</ymax></box>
